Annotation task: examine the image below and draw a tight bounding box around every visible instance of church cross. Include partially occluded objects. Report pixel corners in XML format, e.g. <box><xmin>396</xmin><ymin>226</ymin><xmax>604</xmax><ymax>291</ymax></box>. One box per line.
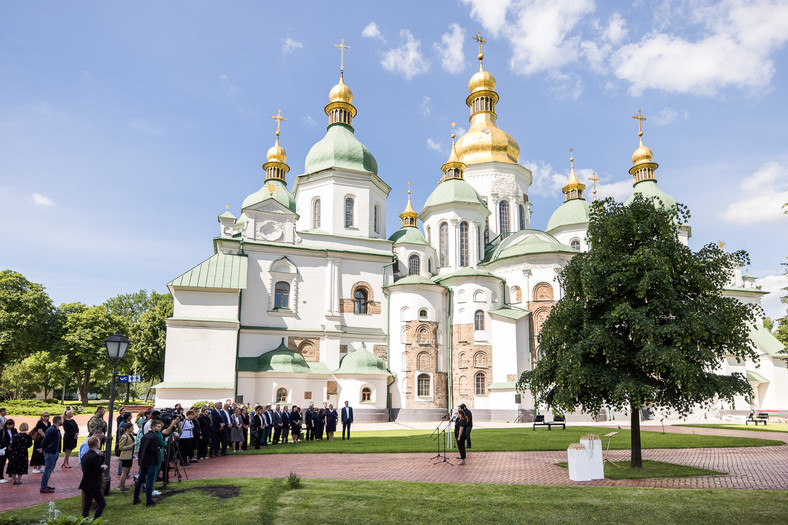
<box><xmin>589</xmin><ymin>172</ymin><xmax>600</xmax><ymax>201</ymax></box>
<box><xmin>633</xmin><ymin>109</ymin><xmax>646</xmax><ymax>136</ymax></box>
<box><xmin>334</xmin><ymin>38</ymin><xmax>351</xmax><ymax>74</ymax></box>
<box><xmin>451</xmin><ymin>121</ymin><xmax>456</xmax><ymax>140</ymax></box>
<box><xmin>472</xmin><ymin>30</ymin><xmax>486</xmax><ymax>56</ymax></box>
<box><xmin>271</xmin><ymin>109</ymin><xmax>287</xmax><ymax>136</ymax></box>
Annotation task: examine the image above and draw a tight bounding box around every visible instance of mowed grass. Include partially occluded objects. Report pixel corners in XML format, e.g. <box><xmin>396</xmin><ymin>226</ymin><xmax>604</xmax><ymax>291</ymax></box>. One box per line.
<box><xmin>676</xmin><ymin>423</ymin><xmax>788</xmax><ymax>433</ymax></box>
<box><xmin>555</xmin><ymin>459</ymin><xmax>724</xmax><ymax>479</ymax></box>
<box><xmin>2</xmin><ymin>477</ymin><xmax>787</xmax><ymax>525</ymax></box>
<box><xmin>242</xmin><ymin>427</ymin><xmax>782</xmax><ymax>454</ymax></box>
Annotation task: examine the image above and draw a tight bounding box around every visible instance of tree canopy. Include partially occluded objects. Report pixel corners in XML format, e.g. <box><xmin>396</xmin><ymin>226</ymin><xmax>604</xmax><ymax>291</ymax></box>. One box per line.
<box><xmin>518</xmin><ymin>195</ymin><xmax>757</xmax><ymax>467</ymax></box>
<box><xmin>0</xmin><ymin>270</ymin><xmax>55</xmax><ymax>368</ymax></box>
<box><xmin>131</xmin><ymin>293</ymin><xmax>173</xmax><ymax>392</ymax></box>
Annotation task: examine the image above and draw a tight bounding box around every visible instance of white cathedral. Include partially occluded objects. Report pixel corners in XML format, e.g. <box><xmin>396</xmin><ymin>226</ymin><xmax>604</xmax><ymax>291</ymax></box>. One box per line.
<box><xmin>155</xmin><ymin>44</ymin><xmax>786</xmax><ymax>421</ymax></box>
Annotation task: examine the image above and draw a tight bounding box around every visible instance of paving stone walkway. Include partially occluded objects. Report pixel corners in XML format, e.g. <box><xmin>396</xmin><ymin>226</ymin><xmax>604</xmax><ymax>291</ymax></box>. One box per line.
<box><xmin>1</xmin><ymin>425</ymin><xmax>786</xmax><ymax>513</ymax></box>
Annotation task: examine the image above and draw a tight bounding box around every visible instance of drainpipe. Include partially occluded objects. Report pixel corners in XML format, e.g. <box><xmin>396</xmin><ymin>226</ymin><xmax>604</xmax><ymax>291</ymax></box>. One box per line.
<box><xmin>234</xmin><ymin>287</ymin><xmax>243</xmax><ymax>402</ymax></box>
<box><xmin>445</xmin><ymin>286</ymin><xmax>453</xmax><ymax>417</ymax></box>
<box><xmin>381</xmin><ymin>258</ymin><xmax>396</xmax><ymax>421</ymax></box>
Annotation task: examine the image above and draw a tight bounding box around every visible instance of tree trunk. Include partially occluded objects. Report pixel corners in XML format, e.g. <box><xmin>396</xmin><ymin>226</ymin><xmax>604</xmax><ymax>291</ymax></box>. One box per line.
<box><xmin>630</xmin><ymin>404</ymin><xmax>642</xmax><ymax>468</ymax></box>
<box><xmin>78</xmin><ymin>370</ymin><xmax>91</xmax><ymax>407</ymax></box>
<box><xmin>125</xmin><ymin>382</ymin><xmax>130</xmax><ymax>403</ymax></box>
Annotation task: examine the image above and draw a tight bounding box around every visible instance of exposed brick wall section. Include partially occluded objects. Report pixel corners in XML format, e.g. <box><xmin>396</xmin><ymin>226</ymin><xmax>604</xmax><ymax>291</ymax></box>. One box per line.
<box><xmin>373</xmin><ymin>344</ymin><xmax>387</xmax><ymax>361</ymax></box>
<box><xmin>451</xmin><ymin>323</ymin><xmax>492</xmax><ymax>409</ymax></box>
<box><xmin>402</xmin><ymin>320</ymin><xmax>446</xmax><ymax>409</ymax></box>
<box><xmin>287</xmin><ymin>336</ymin><xmax>321</xmax><ymax>362</ymax></box>
<box><xmin>526</xmin><ymin>300</ymin><xmax>557</xmax><ymax>365</ymax></box>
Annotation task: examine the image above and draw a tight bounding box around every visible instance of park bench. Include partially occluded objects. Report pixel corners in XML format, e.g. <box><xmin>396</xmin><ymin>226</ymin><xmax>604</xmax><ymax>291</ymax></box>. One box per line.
<box><xmin>551</xmin><ymin>415</ymin><xmax>566</xmax><ymax>430</ymax></box>
<box><xmin>746</xmin><ymin>412</ymin><xmax>769</xmax><ymax>425</ymax></box>
<box><xmin>532</xmin><ymin>414</ymin><xmax>566</xmax><ymax>430</ymax></box>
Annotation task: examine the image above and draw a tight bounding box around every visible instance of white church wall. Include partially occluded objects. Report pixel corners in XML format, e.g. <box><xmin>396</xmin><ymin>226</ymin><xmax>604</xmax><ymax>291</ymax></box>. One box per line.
<box><xmin>161</xmin><ymin>321</ymin><xmax>238</xmax><ymax>389</ymax></box>
<box><xmin>172</xmin><ymin>289</ymin><xmax>239</xmax><ymax>320</ymax></box>
<box><xmin>464</xmin><ymin>161</ymin><xmax>533</xmax><ymax>234</ymax></box>
<box><xmin>550</xmin><ymin>225</ymin><xmax>589</xmax><ymax>252</ymax></box>
<box><xmin>336</xmin><ymin>377</ymin><xmax>389</xmax><ymax>409</ymax></box>
<box><xmin>490</xmin><ymin>318</ymin><xmax>518</xmax><ymax>383</ymax></box>
<box><xmin>156</xmin><ymin>388</ymin><xmax>234</xmax><ymax>409</ymax></box>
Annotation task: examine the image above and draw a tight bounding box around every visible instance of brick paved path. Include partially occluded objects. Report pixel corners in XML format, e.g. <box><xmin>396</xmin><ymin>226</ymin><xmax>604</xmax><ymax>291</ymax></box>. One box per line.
<box><xmin>1</xmin><ymin>426</ymin><xmax>786</xmax><ymax>513</ymax></box>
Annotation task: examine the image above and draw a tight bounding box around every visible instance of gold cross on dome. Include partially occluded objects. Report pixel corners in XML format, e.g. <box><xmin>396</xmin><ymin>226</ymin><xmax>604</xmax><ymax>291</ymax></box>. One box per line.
<box><xmin>633</xmin><ymin>109</ymin><xmax>647</xmax><ymax>136</ymax></box>
<box><xmin>271</xmin><ymin>109</ymin><xmax>286</xmax><ymax>136</ymax></box>
<box><xmin>451</xmin><ymin>121</ymin><xmax>456</xmax><ymax>140</ymax></box>
<box><xmin>408</xmin><ymin>181</ymin><xmax>411</xmax><ymax>196</ymax></box>
<box><xmin>334</xmin><ymin>38</ymin><xmax>351</xmax><ymax>73</ymax></box>
<box><xmin>472</xmin><ymin>30</ymin><xmax>486</xmax><ymax>55</ymax></box>
<box><xmin>589</xmin><ymin>172</ymin><xmax>600</xmax><ymax>201</ymax></box>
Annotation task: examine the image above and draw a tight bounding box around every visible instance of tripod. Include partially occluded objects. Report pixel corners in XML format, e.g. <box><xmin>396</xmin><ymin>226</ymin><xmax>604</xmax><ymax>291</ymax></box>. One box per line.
<box><xmin>162</xmin><ymin>435</ymin><xmax>189</xmax><ymax>488</ymax></box>
<box><xmin>603</xmin><ymin>431</ymin><xmax>621</xmax><ymax>469</ymax></box>
<box><xmin>513</xmin><ymin>411</ymin><xmax>525</xmax><ymax>424</ymax></box>
<box><xmin>429</xmin><ymin>416</ymin><xmax>455</xmax><ymax>466</ymax></box>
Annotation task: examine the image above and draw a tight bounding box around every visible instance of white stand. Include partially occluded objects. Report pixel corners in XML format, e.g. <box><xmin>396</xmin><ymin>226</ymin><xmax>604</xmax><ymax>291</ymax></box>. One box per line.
<box><xmin>567</xmin><ymin>444</ymin><xmax>592</xmax><ymax>482</ymax></box>
<box><xmin>581</xmin><ymin>437</ymin><xmax>604</xmax><ymax>480</ymax></box>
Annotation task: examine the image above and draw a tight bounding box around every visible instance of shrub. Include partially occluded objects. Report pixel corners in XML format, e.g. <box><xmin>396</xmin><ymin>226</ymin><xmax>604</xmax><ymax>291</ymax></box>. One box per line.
<box><xmin>287</xmin><ymin>471</ymin><xmax>301</xmax><ymax>489</ymax></box>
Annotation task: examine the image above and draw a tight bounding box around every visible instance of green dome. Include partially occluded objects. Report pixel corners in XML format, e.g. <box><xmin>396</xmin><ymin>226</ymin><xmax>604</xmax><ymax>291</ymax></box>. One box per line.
<box><xmin>256</xmin><ymin>340</ymin><xmax>311</xmax><ymax>373</ymax></box>
<box><xmin>335</xmin><ymin>345</ymin><xmax>391</xmax><ymax>375</ymax></box>
<box><xmin>486</xmin><ymin>229</ymin><xmax>575</xmax><ymax>264</ymax></box>
<box><xmin>546</xmin><ymin>199</ymin><xmax>591</xmax><ymax>232</ymax></box>
<box><xmin>422</xmin><ymin>178</ymin><xmax>487</xmax><ymax>213</ymax></box>
<box><xmin>624</xmin><ymin>180</ymin><xmax>676</xmax><ymax>209</ymax></box>
<box><xmin>242</xmin><ymin>179</ymin><xmax>296</xmax><ymax>213</ymax></box>
<box><xmin>305</xmin><ymin>123</ymin><xmax>378</xmax><ymax>175</ymax></box>
<box><xmin>389</xmin><ymin>227</ymin><xmax>428</xmax><ymax>245</ymax></box>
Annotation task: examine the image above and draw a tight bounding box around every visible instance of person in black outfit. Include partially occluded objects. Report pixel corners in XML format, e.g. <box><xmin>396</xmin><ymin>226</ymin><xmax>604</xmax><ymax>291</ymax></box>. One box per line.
<box><xmin>0</xmin><ymin>418</ymin><xmax>17</xmax><ymax>483</ymax></box>
<box><xmin>454</xmin><ymin>407</ymin><xmax>468</xmax><ymax>465</ymax></box>
<box><xmin>459</xmin><ymin>403</ymin><xmax>473</xmax><ymax>448</ymax></box>
<box><xmin>79</xmin><ymin>437</ymin><xmax>107</xmax><ymax>519</ymax></box>
<box><xmin>304</xmin><ymin>406</ymin><xmax>314</xmax><ymax>441</ymax></box>
<box><xmin>134</xmin><ymin>420</ymin><xmax>162</xmax><ymax>507</ymax></box>
<box><xmin>289</xmin><ymin>406</ymin><xmax>302</xmax><ymax>444</ymax></box>
<box><xmin>314</xmin><ymin>408</ymin><xmax>325</xmax><ymax>440</ymax></box>
<box><xmin>197</xmin><ymin>407</ymin><xmax>212</xmax><ymax>460</ymax></box>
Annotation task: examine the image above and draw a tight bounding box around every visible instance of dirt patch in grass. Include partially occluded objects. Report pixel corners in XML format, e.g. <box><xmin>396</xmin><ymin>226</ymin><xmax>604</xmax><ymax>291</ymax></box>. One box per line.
<box><xmin>158</xmin><ymin>484</ymin><xmax>241</xmax><ymax>501</ymax></box>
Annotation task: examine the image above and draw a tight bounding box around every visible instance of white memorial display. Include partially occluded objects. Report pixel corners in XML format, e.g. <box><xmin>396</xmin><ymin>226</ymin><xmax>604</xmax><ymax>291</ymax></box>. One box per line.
<box><xmin>580</xmin><ymin>433</ymin><xmax>604</xmax><ymax>480</ymax></box>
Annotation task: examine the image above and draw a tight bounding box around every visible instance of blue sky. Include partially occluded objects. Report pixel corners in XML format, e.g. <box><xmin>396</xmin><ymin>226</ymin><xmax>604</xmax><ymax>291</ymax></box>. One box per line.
<box><xmin>1</xmin><ymin>0</ymin><xmax>787</xmax><ymax>320</ymax></box>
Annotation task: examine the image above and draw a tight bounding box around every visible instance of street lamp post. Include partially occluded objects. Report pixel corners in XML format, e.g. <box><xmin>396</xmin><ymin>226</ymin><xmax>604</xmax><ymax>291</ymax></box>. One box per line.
<box><xmin>103</xmin><ymin>331</ymin><xmax>129</xmax><ymax>494</ymax></box>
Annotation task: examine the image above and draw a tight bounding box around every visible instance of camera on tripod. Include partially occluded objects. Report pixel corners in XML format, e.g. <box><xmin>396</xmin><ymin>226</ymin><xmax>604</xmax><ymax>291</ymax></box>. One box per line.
<box><xmin>158</xmin><ymin>408</ymin><xmax>184</xmax><ymax>428</ymax></box>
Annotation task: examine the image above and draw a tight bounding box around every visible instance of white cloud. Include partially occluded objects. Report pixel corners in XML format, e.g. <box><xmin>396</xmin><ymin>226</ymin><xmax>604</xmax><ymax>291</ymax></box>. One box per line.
<box><xmin>381</xmin><ymin>30</ymin><xmax>430</xmax><ymax>80</ymax></box>
<box><xmin>427</xmin><ymin>138</ymin><xmax>446</xmax><ymax>154</ymax></box>
<box><xmin>31</xmin><ymin>193</ymin><xmax>54</xmax><ymax>206</ymax></box>
<box><xmin>758</xmin><ymin>273</ymin><xmax>788</xmax><ymax>321</ymax></box>
<box><xmin>434</xmin><ymin>23</ymin><xmax>466</xmax><ymax>74</ymax></box>
<box><xmin>219</xmin><ymin>74</ymin><xmax>235</xmax><ymax>91</ymax></box>
<box><xmin>610</xmin><ymin>0</ymin><xmax>788</xmax><ymax>95</ymax></box>
<box><xmin>303</xmin><ymin>115</ymin><xmax>317</xmax><ymax>127</ymax></box>
<box><xmin>596</xmin><ymin>178</ymin><xmax>632</xmax><ymax>202</ymax></box>
<box><xmin>527</xmin><ymin>160</ymin><xmax>568</xmax><ymax>197</ymax></box>
<box><xmin>419</xmin><ymin>96</ymin><xmax>431</xmax><ymax>118</ymax></box>
<box><xmin>460</xmin><ymin>0</ymin><xmax>513</xmax><ymax>36</ymax></box>
<box><xmin>546</xmin><ymin>70</ymin><xmax>582</xmax><ymax>100</ymax></box>
<box><xmin>282</xmin><ymin>38</ymin><xmax>303</xmax><ymax>54</ymax></box>
<box><xmin>130</xmin><ymin>118</ymin><xmax>163</xmax><ymax>135</ymax></box>
<box><xmin>362</xmin><ymin>22</ymin><xmax>385</xmax><ymax>42</ymax></box>
<box><xmin>650</xmin><ymin>107</ymin><xmax>681</xmax><ymax>126</ymax></box>
<box><xmin>603</xmin><ymin>12</ymin><xmax>627</xmax><ymax>45</ymax></box>
<box><xmin>720</xmin><ymin>162</ymin><xmax>788</xmax><ymax>224</ymax></box>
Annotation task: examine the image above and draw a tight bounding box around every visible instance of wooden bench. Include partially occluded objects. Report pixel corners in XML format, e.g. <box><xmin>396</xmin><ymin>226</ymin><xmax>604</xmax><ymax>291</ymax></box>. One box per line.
<box><xmin>532</xmin><ymin>414</ymin><xmax>566</xmax><ymax>430</ymax></box>
<box><xmin>746</xmin><ymin>412</ymin><xmax>769</xmax><ymax>425</ymax></box>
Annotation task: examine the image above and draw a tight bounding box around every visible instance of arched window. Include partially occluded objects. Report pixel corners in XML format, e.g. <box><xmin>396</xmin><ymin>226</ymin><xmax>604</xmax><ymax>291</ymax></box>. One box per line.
<box><xmin>361</xmin><ymin>386</ymin><xmax>372</xmax><ymax>402</ymax></box>
<box><xmin>533</xmin><ymin>282</ymin><xmax>554</xmax><ymax>301</ymax></box>
<box><xmin>373</xmin><ymin>204</ymin><xmax>380</xmax><ymax>233</ymax></box>
<box><xmin>419</xmin><ymin>308</ymin><xmax>428</xmax><ymax>320</ymax></box>
<box><xmin>408</xmin><ymin>254</ymin><xmax>421</xmax><ymax>276</ymax></box>
<box><xmin>426</xmin><ymin>225</ymin><xmax>431</xmax><ymax>244</ymax></box>
<box><xmin>274</xmin><ymin>281</ymin><xmax>290</xmax><ymax>309</ymax></box>
<box><xmin>459</xmin><ymin>221</ymin><xmax>469</xmax><ymax>267</ymax></box>
<box><xmin>570</xmin><ymin>238</ymin><xmax>581</xmax><ymax>251</ymax></box>
<box><xmin>354</xmin><ymin>288</ymin><xmax>368</xmax><ymax>314</ymax></box>
<box><xmin>345</xmin><ymin>197</ymin><xmax>354</xmax><ymax>227</ymax></box>
<box><xmin>499</xmin><ymin>200</ymin><xmax>510</xmax><ymax>237</ymax></box>
<box><xmin>276</xmin><ymin>387</ymin><xmax>287</xmax><ymax>403</ymax></box>
<box><xmin>417</xmin><ymin>326</ymin><xmax>429</xmax><ymax>345</ymax></box>
<box><xmin>400</xmin><ymin>326</ymin><xmax>407</xmax><ymax>344</ymax></box>
<box><xmin>519</xmin><ymin>204</ymin><xmax>526</xmax><ymax>230</ymax></box>
<box><xmin>484</xmin><ymin>218</ymin><xmax>490</xmax><ymax>245</ymax></box>
<box><xmin>298</xmin><ymin>341</ymin><xmax>316</xmax><ymax>360</ymax></box>
<box><xmin>417</xmin><ymin>351</ymin><xmax>429</xmax><ymax>369</ymax></box>
<box><xmin>439</xmin><ymin>222</ymin><xmax>449</xmax><ymax>267</ymax></box>
<box><xmin>474</xmin><ymin>310</ymin><xmax>485</xmax><ymax>331</ymax></box>
<box><xmin>417</xmin><ymin>373</ymin><xmax>430</xmax><ymax>397</ymax></box>
<box><xmin>473</xmin><ymin>351</ymin><xmax>487</xmax><ymax>367</ymax></box>
<box><xmin>473</xmin><ymin>290</ymin><xmax>485</xmax><ymax>303</ymax></box>
<box><xmin>459</xmin><ymin>375</ymin><xmax>468</xmax><ymax>395</ymax></box>
<box><xmin>313</xmin><ymin>199</ymin><xmax>321</xmax><ymax>229</ymax></box>
<box><xmin>475</xmin><ymin>372</ymin><xmax>486</xmax><ymax>395</ymax></box>
<box><xmin>458</xmin><ymin>352</ymin><xmax>466</xmax><ymax>368</ymax></box>
<box><xmin>400</xmin><ymin>306</ymin><xmax>410</xmax><ymax>321</ymax></box>
<box><xmin>511</xmin><ymin>286</ymin><xmax>522</xmax><ymax>303</ymax></box>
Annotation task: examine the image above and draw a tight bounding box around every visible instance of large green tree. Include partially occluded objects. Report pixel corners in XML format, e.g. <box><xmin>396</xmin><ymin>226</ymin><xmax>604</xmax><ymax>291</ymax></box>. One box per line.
<box><xmin>0</xmin><ymin>270</ymin><xmax>55</xmax><ymax>368</ymax></box>
<box><xmin>518</xmin><ymin>195</ymin><xmax>757</xmax><ymax>468</ymax></box>
<box><xmin>23</xmin><ymin>350</ymin><xmax>68</xmax><ymax>399</ymax></box>
<box><xmin>130</xmin><ymin>293</ymin><xmax>173</xmax><ymax>400</ymax></box>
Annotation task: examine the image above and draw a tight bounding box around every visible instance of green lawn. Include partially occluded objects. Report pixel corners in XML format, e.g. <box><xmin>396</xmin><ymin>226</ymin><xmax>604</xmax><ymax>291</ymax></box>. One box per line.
<box><xmin>555</xmin><ymin>459</ymin><xmax>724</xmax><ymax>479</ymax></box>
<box><xmin>239</xmin><ymin>427</ymin><xmax>782</xmax><ymax>454</ymax></box>
<box><xmin>2</xmin><ymin>478</ymin><xmax>787</xmax><ymax>525</ymax></box>
<box><xmin>676</xmin><ymin>423</ymin><xmax>788</xmax><ymax>433</ymax></box>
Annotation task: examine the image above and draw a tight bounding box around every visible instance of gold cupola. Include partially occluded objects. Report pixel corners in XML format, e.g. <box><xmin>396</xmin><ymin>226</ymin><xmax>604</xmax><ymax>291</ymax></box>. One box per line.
<box><xmin>441</xmin><ymin>123</ymin><xmax>467</xmax><ymax>182</ymax></box>
<box><xmin>454</xmin><ymin>31</ymin><xmax>520</xmax><ymax>166</ymax></box>
<box><xmin>325</xmin><ymin>39</ymin><xmax>357</xmax><ymax>128</ymax></box>
<box><xmin>399</xmin><ymin>182</ymin><xmax>418</xmax><ymax>228</ymax></box>
<box><xmin>629</xmin><ymin>109</ymin><xmax>659</xmax><ymax>184</ymax></box>
<box><xmin>263</xmin><ymin>109</ymin><xmax>290</xmax><ymax>183</ymax></box>
<box><xmin>562</xmin><ymin>148</ymin><xmax>586</xmax><ymax>201</ymax></box>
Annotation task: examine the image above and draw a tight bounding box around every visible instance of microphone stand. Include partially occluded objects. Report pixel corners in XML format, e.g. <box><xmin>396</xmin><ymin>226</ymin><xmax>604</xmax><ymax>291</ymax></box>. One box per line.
<box><xmin>429</xmin><ymin>413</ymin><xmax>455</xmax><ymax>466</ymax></box>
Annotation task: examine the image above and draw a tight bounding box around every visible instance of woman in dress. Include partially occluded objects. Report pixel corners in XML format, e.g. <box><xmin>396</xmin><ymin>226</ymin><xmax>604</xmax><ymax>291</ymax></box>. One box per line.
<box><xmin>289</xmin><ymin>406</ymin><xmax>301</xmax><ymax>444</ymax></box>
<box><xmin>197</xmin><ymin>407</ymin><xmax>212</xmax><ymax>460</ymax></box>
<box><xmin>61</xmin><ymin>410</ymin><xmax>78</xmax><ymax>469</ymax></box>
<box><xmin>314</xmin><ymin>408</ymin><xmax>325</xmax><ymax>441</ymax></box>
<box><xmin>116</xmin><ymin>422</ymin><xmax>136</xmax><ymax>491</ymax></box>
<box><xmin>0</xmin><ymin>418</ymin><xmax>17</xmax><ymax>483</ymax></box>
<box><xmin>230</xmin><ymin>407</ymin><xmax>244</xmax><ymax>452</ymax></box>
<box><xmin>29</xmin><ymin>412</ymin><xmax>50</xmax><ymax>473</ymax></box>
<box><xmin>324</xmin><ymin>404</ymin><xmax>338</xmax><ymax>442</ymax></box>
<box><xmin>7</xmin><ymin>421</ymin><xmax>33</xmax><ymax>485</ymax></box>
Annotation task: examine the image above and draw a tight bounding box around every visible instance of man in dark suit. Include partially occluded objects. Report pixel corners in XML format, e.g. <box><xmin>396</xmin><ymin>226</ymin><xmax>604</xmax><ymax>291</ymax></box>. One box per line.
<box><xmin>209</xmin><ymin>402</ymin><xmax>224</xmax><ymax>457</ymax></box>
<box><xmin>79</xmin><ymin>437</ymin><xmax>106</xmax><ymax>518</ymax></box>
<box><xmin>134</xmin><ymin>420</ymin><xmax>162</xmax><ymax>507</ymax></box>
<box><xmin>250</xmin><ymin>407</ymin><xmax>263</xmax><ymax>449</ymax></box>
<box><xmin>459</xmin><ymin>404</ymin><xmax>473</xmax><ymax>448</ymax></box>
<box><xmin>272</xmin><ymin>405</ymin><xmax>283</xmax><ymax>444</ymax></box>
<box><xmin>221</xmin><ymin>403</ymin><xmax>233</xmax><ymax>454</ymax></box>
<box><xmin>281</xmin><ymin>406</ymin><xmax>290</xmax><ymax>443</ymax></box>
<box><xmin>304</xmin><ymin>405</ymin><xmax>314</xmax><ymax>441</ymax></box>
<box><xmin>39</xmin><ymin>415</ymin><xmax>62</xmax><ymax>493</ymax></box>
<box><xmin>341</xmin><ymin>401</ymin><xmax>354</xmax><ymax>440</ymax></box>
<box><xmin>265</xmin><ymin>405</ymin><xmax>275</xmax><ymax>444</ymax></box>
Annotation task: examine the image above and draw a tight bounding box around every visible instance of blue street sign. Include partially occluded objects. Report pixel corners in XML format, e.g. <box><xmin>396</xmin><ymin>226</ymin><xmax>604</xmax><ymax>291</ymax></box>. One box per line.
<box><xmin>118</xmin><ymin>375</ymin><xmax>141</xmax><ymax>383</ymax></box>
<box><xmin>118</xmin><ymin>375</ymin><xmax>129</xmax><ymax>383</ymax></box>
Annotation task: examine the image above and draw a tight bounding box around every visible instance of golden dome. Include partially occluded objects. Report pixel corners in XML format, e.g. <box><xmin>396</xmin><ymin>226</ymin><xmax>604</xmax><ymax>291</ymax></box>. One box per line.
<box><xmin>329</xmin><ymin>75</ymin><xmax>353</xmax><ymax>104</ymax></box>
<box><xmin>455</xmin><ymin>114</ymin><xmax>520</xmax><ymax>165</ymax></box>
<box><xmin>631</xmin><ymin>137</ymin><xmax>653</xmax><ymax>166</ymax></box>
<box><xmin>441</xmin><ymin>125</ymin><xmax>467</xmax><ymax>178</ymax></box>
<box><xmin>468</xmin><ymin>67</ymin><xmax>496</xmax><ymax>94</ymax></box>
<box><xmin>562</xmin><ymin>149</ymin><xmax>586</xmax><ymax>201</ymax></box>
<box><xmin>266</xmin><ymin>137</ymin><xmax>287</xmax><ymax>164</ymax></box>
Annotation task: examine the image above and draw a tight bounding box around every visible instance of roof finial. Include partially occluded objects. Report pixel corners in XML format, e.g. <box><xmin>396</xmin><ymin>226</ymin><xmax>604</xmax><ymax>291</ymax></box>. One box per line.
<box><xmin>570</xmin><ymin>147</ymin><xmax>574</xmax><ymax>170</ymax></box>
<box><xmin>472</xmin><ymin>30</ymin><xmax>486</xmax><ymax>69</ymax></box>
<box><xmin>334</xmin><ymin>38</ymin><xmax>350</xmax><ymax>79</ymax></box>
<box><xmin>589</xmin><ymin>172</ymin><xmax>600</xmax><ymax>201</ymax></box>
<box><xmin>271</xmin><ymin>109</ymin><xmax>287</xmax><ymax>143</ymax></box>
<box><xmin>451</xmin><ymin>121</ymin><xmax>456</xmax><ymax>143</ymax></box>
<box><xmin>633</xmin><ymin>108</ymin><xmax>646</xmax><ymax>142</ymax></box>
<box><xmin>225</xmin><ymin>204</ymin><xmax>230</xmax><ymax>210</ymax></box>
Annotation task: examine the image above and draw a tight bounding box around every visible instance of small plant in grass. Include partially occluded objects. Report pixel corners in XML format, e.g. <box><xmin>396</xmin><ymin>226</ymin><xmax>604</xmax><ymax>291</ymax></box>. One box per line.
<box><xmin>287</xmin><ymin>471</ymin><xmax>302</xmax><ymax>489</ymax></box>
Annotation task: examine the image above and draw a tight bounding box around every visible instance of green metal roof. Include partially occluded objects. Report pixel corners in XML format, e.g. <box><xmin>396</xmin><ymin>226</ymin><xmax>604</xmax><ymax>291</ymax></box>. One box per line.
<box><xmin>546</xmin><ymin>198</ymin><xmax>591</xmax><ymax>232</ymax></box>
<box><xmin>749</xmin><ymin>323</ymin><xmax>785</xmax><ymax>357</ymax></box>
<box><xmin>488</xmin><ymin>307</ymin><xmax>530</xmax><ymax>320</ymax></box>
<box><xmin>169</xmin><ymin>253</ymin><xmax>248</xmax><ymax>289</ymax></box>
<box><xmin>488</xmin><ymin>381</ymin><xmax>517</xmax><ymax>390</ymax></box>
<box><xmin>218</xmin><ymin>210</ymin><xmax>236</xmax><ymax>220</ymax></box>
<box><xmin>484</xmin><ymin>230</ymin><xmax>575</xmax><ymax>264</ymax></box>
<box><xmin>238</xmin><ymin>339</ymin><xmax>332</xmax><ymax>374</ymax></box>
<box><xmin>723</xmin><ymin>286</ymin><xmax>769</xmax><ymax>295</ymax></box>
<box><xmin>242</xmin><ymin>178</ymin><xmax>297</xmax><ymax>213</ymax></box>
<box><xmin>746</xmin><ymin>370</ymin><xmax>769</xmax><ymax>383</ymax></box>
<box><xmin>335</xmin><ymin>345</ymin><xmax>393</xmax><ymax>376</ymax></box>
<box><xmin>386</xmin><ymin>274</ymin><xmax>444</xmax><ymax>289</ymax></box>
<box><xmin>433</xmin><ymin>267</ymin><xmax>501</xmax><ymax>283</ymax></box>
<box><xmin>422</xmin><ymin>178</ymin><xmax>488</xmax><ymax>213</ymax></box>
<box><xmin>389</xmin><ymin>227</ymin><xmax>428</xmax><ymax>245</ymax></box>
<box><xmin>304</xmin><ymin>123</ymin><xmax>378</xmax><ymax>175</ymax></box>
<box><xmin>624</xmin><ymin>180</ymin><xmax>677</xmax><ymax>209</ymax></box>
